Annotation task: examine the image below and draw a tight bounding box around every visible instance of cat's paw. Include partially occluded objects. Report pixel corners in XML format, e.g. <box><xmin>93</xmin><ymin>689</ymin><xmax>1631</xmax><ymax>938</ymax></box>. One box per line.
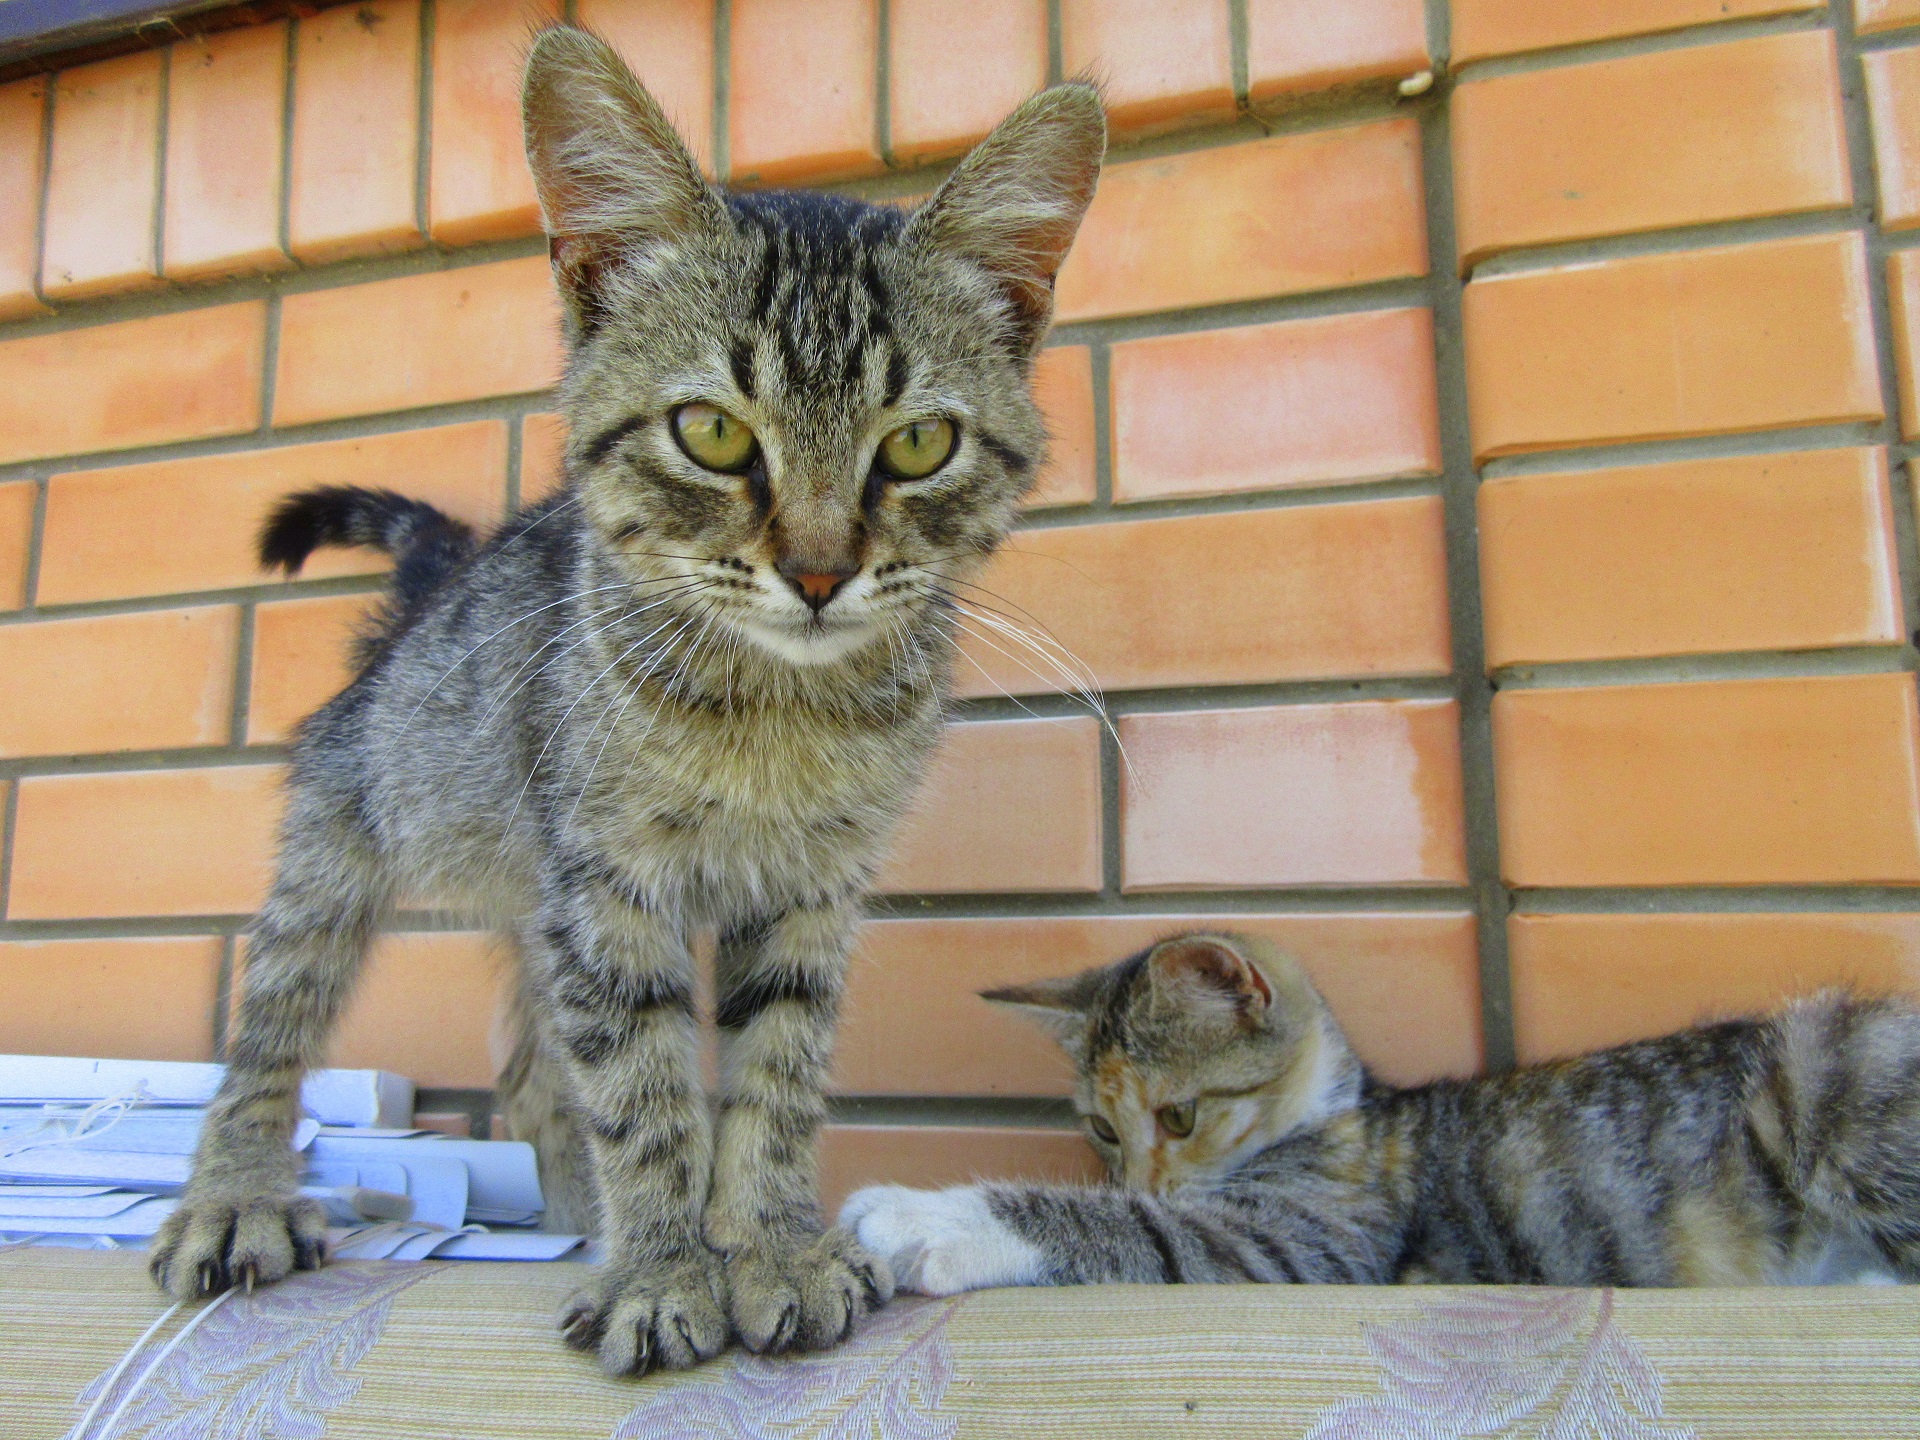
<box><xmin>559</xmin><ymin>1253</ymin><xmax>731</xmax><ymax>1376</ymax></box>
<box><xmin>148</xmin><ymin>1192</ymin><xmax>329</xmax><ymax>1301</ymax></box>
<box><xmin>839</xmin><ymin>1185</ymin><xmax>1047</xmax><ymax>1296</ymax></box>
<box><xmin>724</xmin><ymin>1227</ymin><xmax>894</xmax><ymax>1354</ymax></box>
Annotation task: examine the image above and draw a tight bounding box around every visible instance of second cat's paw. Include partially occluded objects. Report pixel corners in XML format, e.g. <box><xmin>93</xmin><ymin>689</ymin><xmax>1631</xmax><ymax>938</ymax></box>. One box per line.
<box><xmin>838</xmin><ymin>1185</ymin><xmax>1047</xmax><ymax>1296</ymax></box>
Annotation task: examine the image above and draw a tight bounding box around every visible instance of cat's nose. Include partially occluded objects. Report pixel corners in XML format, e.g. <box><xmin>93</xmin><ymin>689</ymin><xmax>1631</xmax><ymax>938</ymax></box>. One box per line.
<box><xmin>781</xmin><ymin>567</ymin><xmax>854</xmax><ymax>613</ymax></box>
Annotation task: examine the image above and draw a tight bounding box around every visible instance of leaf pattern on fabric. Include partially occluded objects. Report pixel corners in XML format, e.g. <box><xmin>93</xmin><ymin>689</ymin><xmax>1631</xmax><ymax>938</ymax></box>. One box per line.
<box><xmin>68</xmin><ymin>1262</ymin><xmax>442</xmax><ymax>1440</ymax></box>
<box><xmin>1306</xmin><ymin>1290</ymin><xmax>1697</xmax><ymax>1440</ymax></box>
<box><xmin>612</xmin><ymin>1295</ymin><xmax>965</xmax><ymax>1440</ymax></box>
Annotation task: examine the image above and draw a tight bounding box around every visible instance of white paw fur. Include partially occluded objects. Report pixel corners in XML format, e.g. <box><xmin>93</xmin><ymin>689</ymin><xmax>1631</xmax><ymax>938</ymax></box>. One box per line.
<box><xmin>837</xmin><ymin>1185</ymin><xmax>1047</xmax><ymax>1296</ymax></box>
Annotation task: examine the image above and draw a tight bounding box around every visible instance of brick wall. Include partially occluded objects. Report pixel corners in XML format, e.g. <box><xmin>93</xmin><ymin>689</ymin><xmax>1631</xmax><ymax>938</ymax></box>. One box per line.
<box><xmin>2</xmin><ymin>0</ymin><xmax>1919</xmax><ymax>1210</ymax></box>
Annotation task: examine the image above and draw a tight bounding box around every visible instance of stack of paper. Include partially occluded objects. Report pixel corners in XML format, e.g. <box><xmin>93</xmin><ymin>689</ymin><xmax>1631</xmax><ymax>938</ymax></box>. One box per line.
<box><xmin>0</xmin><ymin>1054</ymin><xmax>584</xmax><ymax>1262</ymax></box>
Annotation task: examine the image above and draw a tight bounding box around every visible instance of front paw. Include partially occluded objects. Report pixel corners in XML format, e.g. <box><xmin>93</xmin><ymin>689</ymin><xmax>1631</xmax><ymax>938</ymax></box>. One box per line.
<box><xmin>559</xmin><ymin>1253</ymin><xmax>731</xmax><ymax>1376</ymax></box>
<box><xmin>149</xmin><ymin>1192</ymin><xmax>328</xmax><ymax>1301</ymax></box>
<box><xmin>839</xmin><ymin>1185</ymin><xmax>1047</xmax><ymax>1297</ymax></box>
<box><xmin>725</xmin><ymin>1227</ymin><xmax>894</xmax><ymax>1354</ymax></box>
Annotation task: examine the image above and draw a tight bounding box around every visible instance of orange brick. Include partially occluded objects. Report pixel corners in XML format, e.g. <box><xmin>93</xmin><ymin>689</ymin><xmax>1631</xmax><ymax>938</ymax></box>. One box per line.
<box><xmin>40</xmin><ymin>52</ymin><xmax>163</xmax><ymax>301</ymax></box>
<box><xmin>1894</xmin><ymin>250</ymin><xmax>1920</xmax><ymax>441</ymax></box>
<box><xmin>729</xmin><ymin>0</ymin><xmax>880</xmax><ymax>184</ymax></box>
<box><xmin>518</xmin><ymin>411</ymin><xmax>568</xmax><ymax>506</ymax></box>
<box><xmin>1452</xmin><ymin>33</ymin><xmax>1851</xmax><ymax>272</ymax></box>
<box><xmin>1246</xmin><ymin>0</ymin><xmax>1428</xmax><ymax>106</ymax></box>
<box><xmin>1060</xmin><ymin>0</ymin><xmax>1234</xmax><ymax>136</ymax></box>
<box><xmin>1056</xmin><ymin>121</ymin><xmax>1427</xmax><ymax>323</ymax></box>
<box><xmin>0</xmin><ymin>481</ymin><xmax>33</xmax><ymax>611</ymax></box>
<box><xmin>274</xmin><ymin>258</ymin><xmax>562</xmax><ymax>426</ymax></box>
<box><xmin>1110</xmin><ymin>308</ymin><xmax>1440</xmax><ymax>501</ymax></box>
<box><xmin>1451</xmin><ymin>0</ymin><xmax>1821</xmax><ymax>64</ymax></box>
<box><xmin>1867</xmin><ymin>46</ymin><xmax>1920</xmax><ymax>232</ymax></box>
<box><xmin>889</xmin><ymin>0</ymin><xmax>1046</xmax><ymax>163</ymax></box>
<box><xmin>1027</xmin><ymin>346</ymin><xmax>1096</xmax><ymax>509</ymax></box>
<box><xmin>1857</xmin><ymin>0</ymin><xmax>1920</xmax><ymax>34</ymax></box>
<box><xmin>328</xmin><ymin>931</ymin><xmax>505</xmax><ymax>1087</ymax></box>
<box><xmin>1462</xmin><ymin>234</ymin><xmax>1882</xmax><ymax>460</ymax></box>
<box><xmin>249</xmin><ymin>592</ymin><xmax>380</xmax><ymax>743</ymax></box>
<box><xmin>880</xmin><ymin>718</ymin><xmax>1102</xmax><ymax>894</ymax></box>
<box><xmin>0</xmin><ymin>606</ymin><xmax>239</xmax><ymax>757</ymax></box>
<box><xmin>838</xmin><ymin>911</ymin><xmax>1481</xmax><ymax>1097</ymax></box>
<box><xmin>0</xmin><ymin>302</ymin><xmax>265</xmax><ymax>466</ymax></box>
<box><xmin>1120</xmin><ymin>700</ymin><xmax>1468</xmax><ymax>890</ymax></box>
<box><xmin>288</xmin><ymin>0</ymin><xmax>424</xmax><ymax>263</ymax></box>
<box><xmin>0</xmin><ymin>78</ymin><xmax>49</xmax><ymax>319</ymax></box>
<box><xmin>1493</xmin><ymin>675</ymin><xmax>1920</xmax><ymax>887</ymax></box>
<box><xmin>429</xmin><ymin>0</ymin><xmax>560</xmax><ymax>246</ymax></box>
<box><xmin>164</xmin><ymin>23</ymin><xmax>293</xmax><ymax>282</ymax></box>
<box><xmin>818</xmin><ymin>1125</ymin><xmax>1101</xmax><ymax>1215</ymax></box>
<box><xmin>1509</xmin><ymin>911</ymin><xmax>1920</xmax><ymax>1064</ymax></box>
<box><xmin>40</xmin><ymin>422</ymin><xmax>507</xmax><ymax>605</ymax></box>
<box><xmin>952</xmin><ymin>498</ymin><xmax>1451</xmax><ymax>698</ymax></box>
<box><xmin>1478</xmin><ymin>448</ymin><xmax>1903</xmax><ymax>668</ymax></box>
<box><xmin>0</xmin><ymin>937</ymin><xmax>221</xmax><ymax>1061</ymax></box>
<box><xmin>576</xmin><ymin>0</ymin><xmax>716</xmax><ymax>170</ymax></box>
<box><xmin>9</xmin><ymin>763</ymin><xmax>284</xmax><ymax>919</ymax></box>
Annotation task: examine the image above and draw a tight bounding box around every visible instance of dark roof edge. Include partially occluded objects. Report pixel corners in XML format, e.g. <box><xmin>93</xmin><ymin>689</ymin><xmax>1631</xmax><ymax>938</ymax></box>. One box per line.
<box><xmin>0</xmin><ymin>0</ymin><xmax>353</xmax><ymax>85</ymax></box>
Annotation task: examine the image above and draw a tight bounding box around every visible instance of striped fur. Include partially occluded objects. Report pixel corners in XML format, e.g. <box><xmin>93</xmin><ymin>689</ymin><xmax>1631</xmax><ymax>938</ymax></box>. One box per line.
<box><xmin>149</xmin><ymin>25</ymin><xmax>1105</xmax><ymax>1377</ymax></box>
<box><xmin>845</xmin><ymin>933</ymin><xmax>1920</xmax><ymax>1292</ymax></box>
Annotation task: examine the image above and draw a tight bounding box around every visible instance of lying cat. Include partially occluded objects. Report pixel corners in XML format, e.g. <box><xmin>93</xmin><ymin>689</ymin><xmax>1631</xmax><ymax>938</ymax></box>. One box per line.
<box><xmin>843</xmin><ymin>932</ymin><xmax>1920</xmax><ymax>1293</ymax></box>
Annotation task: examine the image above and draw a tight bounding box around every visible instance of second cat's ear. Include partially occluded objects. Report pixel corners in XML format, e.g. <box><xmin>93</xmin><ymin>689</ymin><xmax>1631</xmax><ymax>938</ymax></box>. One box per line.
<box><xmin>522</xmin><ymin>25</ymin><xmax>725</xmax><ymax>339</ymax></box>
<box><xmin>907</xmin><ymin>82</ymin><xmax>1107</xmax><ymax>355</ymax></box>
<box><xmin>980</xmin><ymin>971</ymin><xmax>1099</xmax><ymax>1055</ymax></box>
<box><xmin>1148</xmin><ymin>935</ymin><xmax>1274</xmax><ymax>1028</ymax></box>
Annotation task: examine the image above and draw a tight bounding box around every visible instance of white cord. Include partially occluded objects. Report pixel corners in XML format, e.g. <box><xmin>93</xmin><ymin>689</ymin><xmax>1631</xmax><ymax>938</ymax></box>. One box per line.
<box><xmin>85</xmin><ymin>1288</ymin><xmax>236</xmax><ymax>1440</ymax></box>
<box><xmin>66</xmin><ymin>1299</ymin><xmax>181</xmax><ymax>1440</ymax></box>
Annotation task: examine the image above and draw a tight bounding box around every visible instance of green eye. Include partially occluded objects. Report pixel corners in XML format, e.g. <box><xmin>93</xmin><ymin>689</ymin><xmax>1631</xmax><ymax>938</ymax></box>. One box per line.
<box><xmin>1087</xmin><ymin>1114</ymin><xmax>1119</xmax><ymax>1145</ymax></box>
<box><xmin>673</xmin><ymin>403</ymin><xmax>759</xmax><ymax>473</ymax></box>
<box><xmin>876</xmin><ymin>418</ymin><xmax>955</xmax><ymax>480</ymax></box>
<box><xmin>1157</xmin><ymin>1102</ymin><xmax>1196</xmax><ymax>1139</ymax></box>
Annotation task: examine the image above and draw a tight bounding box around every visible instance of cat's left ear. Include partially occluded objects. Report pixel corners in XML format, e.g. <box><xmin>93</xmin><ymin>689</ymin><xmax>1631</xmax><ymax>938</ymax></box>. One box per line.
<box><xmin>1148</xmin><ymin>936</ymin><xmax>1274</xmax><ymax>1028</ymax></box>
<box><xmin>906</xmin><ymin>82</ymin><xmax>1107</xmax><ymax>355</ymax></box>
<box><xmin>980</xmin><ymin>970</ymin><xmax>1100</xmax><ymax>1056</ymax></box>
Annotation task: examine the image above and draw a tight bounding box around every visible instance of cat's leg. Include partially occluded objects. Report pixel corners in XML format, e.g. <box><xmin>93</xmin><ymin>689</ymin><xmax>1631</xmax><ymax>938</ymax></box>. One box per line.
<box><xmin>530</xmin><ymin>869</ymin><xmax>729</xmax><ymax>1375</ymax></box>
<box><xmin>150</xmin><ymin>775</ymin><xmax>392</xmax><ymax>1300</ymax></box>
<box><xmin>844</xmin><ymin>1181</ymin><xmax>1386</xmax><ymax>1293</ymax></box>
<box><xmin>495</xmin><ymin>936</ymin><xmax>597</xmax><ymax>1234</ymax></box>
<box><xmin>705</xmin><ymin>899</ymin><xmax>893</xmax><ymax>1353</ymax></box>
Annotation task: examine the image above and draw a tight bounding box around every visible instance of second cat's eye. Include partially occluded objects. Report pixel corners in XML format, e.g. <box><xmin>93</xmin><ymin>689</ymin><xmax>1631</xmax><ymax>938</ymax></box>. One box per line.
<box><xmin>1086</xmin><ymin>1113</ymin><xmax>1120</xmax><ymax>1145</ymax></box>
<box><xmin>876</xmin><ymin>418</ymin><xmax>956</xmax><ymax>480</ymax></box>
<box><xmin>673</xmin><ymin>402</ymin><xmax>759</xmax><ymax>473</ymax></box>
<box><xmin>1157</xmin><ymin>1102</ymin><xmax>1196</xmax><ymax>1139</ymax></box>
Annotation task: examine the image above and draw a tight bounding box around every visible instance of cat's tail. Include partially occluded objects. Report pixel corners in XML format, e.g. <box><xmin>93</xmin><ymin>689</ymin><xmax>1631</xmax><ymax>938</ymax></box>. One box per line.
<box><xmin>259</xmin><ymin>486</ymin><xmax>476</xmax><ymax>610</ymax></box>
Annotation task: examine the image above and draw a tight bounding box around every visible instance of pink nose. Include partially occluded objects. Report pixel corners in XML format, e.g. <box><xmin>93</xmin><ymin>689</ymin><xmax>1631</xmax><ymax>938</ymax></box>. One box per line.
<box><xmin>788</xmin><ymin>571</ymin><xmax>850</xmax><ymax>610</ymax></box>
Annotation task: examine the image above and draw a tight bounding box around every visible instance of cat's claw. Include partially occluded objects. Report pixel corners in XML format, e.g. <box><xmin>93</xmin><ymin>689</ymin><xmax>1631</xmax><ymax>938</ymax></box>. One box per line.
<box><xmin>149</xmin><ymin>1192</ymin><xmax>329</xmax><ymax>1302</ymax></box>
<box><xmin>723</xmin><ymin>1227</ymin><xmax>894</xmax><ymax>1353</ymax></box>
<box><xmin>560</xmin><ymin>1255</ymin><xmax>731</xmax><ymax>1376</ymax></box>
<box><xmin>839</xmin><ymin>1185</ymin><xmax>1048</xmax><ymax>1296</ymax></box>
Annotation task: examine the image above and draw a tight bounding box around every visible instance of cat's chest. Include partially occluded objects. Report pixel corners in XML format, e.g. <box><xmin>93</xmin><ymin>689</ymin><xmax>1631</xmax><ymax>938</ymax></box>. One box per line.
<box><xmin>577</xmin><ymin>695</ymin><xmax>938</xmax><ymax>897</ymax></box>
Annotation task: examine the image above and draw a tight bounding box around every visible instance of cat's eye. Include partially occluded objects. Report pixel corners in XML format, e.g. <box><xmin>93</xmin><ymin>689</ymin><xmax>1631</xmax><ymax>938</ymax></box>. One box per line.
<box><xmin>876</xmin><ymin>418</ymin><xmax>956</xmax><ymax>481</ymax></box>
<box><xmin>1157</xmin><ymin>1102</ymin><xmax>1196</xmax><ymax>1139</ymax></box>
<box><xmin>673</xmin><ymin>403</ymin><xmax>759</xmax><ymax>473</ymax></box>
<box><xmin>1086</xmin><ymin>1114</ymin><xmax>1119</xmax><ymax>1145</ymax></box>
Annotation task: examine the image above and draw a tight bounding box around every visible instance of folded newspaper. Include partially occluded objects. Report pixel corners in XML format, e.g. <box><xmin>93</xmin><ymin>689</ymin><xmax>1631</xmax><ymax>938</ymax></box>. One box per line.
<box><xmin>0</xmin><ymin>1054</ymin><xmax>584</xmax><ymax>1262</ymax></box>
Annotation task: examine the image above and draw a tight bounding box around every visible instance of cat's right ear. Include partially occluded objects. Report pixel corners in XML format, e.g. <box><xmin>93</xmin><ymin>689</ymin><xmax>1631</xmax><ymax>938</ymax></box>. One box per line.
<box><xmin>980</xmin><ymin>973</ymin><xmax>1097</xmax><ymax>1056</ymax></box>
<box><xmin>522</xmin><ymin>26</ymin><xmax>724</xmax><ymax>340</ymax></box>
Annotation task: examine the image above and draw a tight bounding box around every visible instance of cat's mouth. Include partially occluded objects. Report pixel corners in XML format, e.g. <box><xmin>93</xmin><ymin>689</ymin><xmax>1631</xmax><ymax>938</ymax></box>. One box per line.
<box><xmin>734</xmin><ymin>607</ymin><xmax>882</xmax><ymax>667</ymax></box>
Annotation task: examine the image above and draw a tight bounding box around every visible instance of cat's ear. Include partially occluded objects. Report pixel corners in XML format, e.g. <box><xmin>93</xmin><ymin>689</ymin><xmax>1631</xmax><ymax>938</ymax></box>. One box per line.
<box><xmin>522</xmin><ymin>25</ymin><xmax>725</xmax><ymax>339</ymax></box>
<box><xmin>980</xmin><ymin>971</ymin><xmax>1099</xmax><ymax>1056</ymax></box>
<box><xmin>1148</xmin><ymin>935</ymin><xmax>1273</xmax><ymax>1028</ymax></box>
<box><xmin>906</xmin><ymin>82</ymin><xmax>1107</xmax><ymax>355</ymax></box>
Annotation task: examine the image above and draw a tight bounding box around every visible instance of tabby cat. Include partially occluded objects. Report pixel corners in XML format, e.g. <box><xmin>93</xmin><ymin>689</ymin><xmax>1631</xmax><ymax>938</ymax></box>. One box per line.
<box><xmin>844</xmin><ymin>932</ymin><xmax>1920</xmax><ymax>1293</ymax></box>
<box><xmin>149</xmin><ymin>26</ymin><xmax>1105</xmax><ymax>1376</ymax></box>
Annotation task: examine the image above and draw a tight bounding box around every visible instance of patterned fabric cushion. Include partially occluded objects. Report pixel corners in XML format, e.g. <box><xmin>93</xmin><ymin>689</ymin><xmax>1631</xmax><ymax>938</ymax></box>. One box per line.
<box><xmin>6</xmin><ymin>1248</ymin><xmax>1917</xmax><ymax>1438</ymax></box>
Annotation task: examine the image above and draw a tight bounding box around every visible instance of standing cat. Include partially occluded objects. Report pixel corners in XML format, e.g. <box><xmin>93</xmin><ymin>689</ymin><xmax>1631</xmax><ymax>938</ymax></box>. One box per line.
<box><xmin>845</xmin><ymin>933</ymin><xmax>1920</xmax><ymax>1293</ymax></box>
<box><xmin>149</xmin><ymin>26</ymin><xmax>1105</xmax><ymax>1377</ymax></box>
